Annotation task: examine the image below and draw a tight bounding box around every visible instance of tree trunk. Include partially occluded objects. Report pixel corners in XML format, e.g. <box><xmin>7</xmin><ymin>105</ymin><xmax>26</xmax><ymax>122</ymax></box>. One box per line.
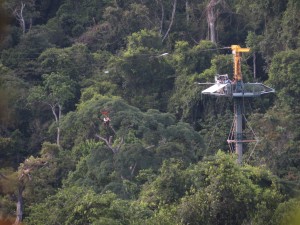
<box><xmin>50</xmin><ymin>104</ymin><xmax>61</xmax><ymax>146</ymax></box>
<box><xmin>14</xmin><ymin>2</ymin><xmax>26</xmax><ymax>34</ymax></box>
<box><xmin>186</xmin><ymin>0</ymin><xmax>189</xmax><ymax>25</ymax></box>
<box><xmin>156</xmin><ymin>0</ymin><xmax>164</xmax><ymax>35</ymax></box>
<box><xmin>162</xmin><ymin>0</ymin><xmax>177</xmax><ymax>42</ymax></box>
<box><xmin>57</xmin><ymin>105</ymin><xmax>62</xmax><ymax>147</ymax></box>
<box><xmin>207</xmin><ymin>0</ymin><xmax>218</xmax><ymax>43</ymax></box>
<box><xmin>57</xmin><ymin>126</ymin><xmax>60</xmax><ymax>147</ymax></box>
<box><xmin>95</xmin><ymin>133</ymin><xmax>124</xmax><ymax>154</ymax></box>
<box><xmin>13</xmin><ymin>184</ymin><xmax>24</xmax><ymax>225</ymax></box>
<box><xmin>29</xmin><ymin>18</ymin><xmax>32</xmax><ymax>32</ymax></box>
<box><xmin>253</xmin><ymin>52</ymin><xmax>256</xmax><ymax>79</ymax></box>
<box><xmin>208</xmin><ymin>11</ymin><xmax>216</xmax><ymax>43</ymax></box>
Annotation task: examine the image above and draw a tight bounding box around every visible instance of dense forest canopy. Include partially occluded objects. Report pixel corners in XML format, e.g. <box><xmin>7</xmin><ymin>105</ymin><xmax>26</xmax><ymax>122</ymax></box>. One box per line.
<box><xmin>1</xmin><ymin>0</ymin><xmax>300</xmax><ymax>224</ymax></box>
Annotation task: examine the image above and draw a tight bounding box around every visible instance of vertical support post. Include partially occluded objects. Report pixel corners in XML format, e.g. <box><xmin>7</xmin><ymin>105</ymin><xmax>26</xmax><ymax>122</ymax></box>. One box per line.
<box><xmin>234</xmin><ymin>97</ymin><xmax>243</xmax><ymax>164</ymax></box>
<box><xmin>231</xmin><ymin>45</ymin><xmax>249</xmax><ymax>165</ymax></box>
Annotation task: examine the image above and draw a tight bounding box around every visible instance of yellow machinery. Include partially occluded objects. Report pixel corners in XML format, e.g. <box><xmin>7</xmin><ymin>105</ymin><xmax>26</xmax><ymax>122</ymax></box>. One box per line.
<box><xmin>231</xmin><ymin>45</ymin><xmax>250</xmax><ymax>81</ymax></box>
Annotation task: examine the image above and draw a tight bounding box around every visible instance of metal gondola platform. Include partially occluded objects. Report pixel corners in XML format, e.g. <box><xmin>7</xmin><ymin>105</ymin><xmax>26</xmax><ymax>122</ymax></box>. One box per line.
<box><xmin>202</xmin><ymin>81</ymin><xmax>275</xmax><ymax>97</ymax></box>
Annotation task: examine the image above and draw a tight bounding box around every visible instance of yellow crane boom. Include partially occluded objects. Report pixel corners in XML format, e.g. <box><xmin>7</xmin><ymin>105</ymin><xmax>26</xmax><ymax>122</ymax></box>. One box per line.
<box><xmin>231</xmin><ymin>45</ymin><xmax>250</xmax><ymax>81</ymax></box>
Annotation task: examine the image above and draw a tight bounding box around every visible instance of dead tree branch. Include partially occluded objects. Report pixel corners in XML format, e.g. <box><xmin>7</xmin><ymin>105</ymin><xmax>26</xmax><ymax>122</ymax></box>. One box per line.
<box><xmin>162</xmin><ymin>0</ymin><xmax>177</xmax><ymax>42</ymax></box>
<box><xmin>95</xmin><ymin>134</ymin><xmax>124</xmax><ymax>154</ymax></box>
<box><xmin>13</xmin><ymin>2</ymin><xmax>26</xmax><ymax>34</ymax></box>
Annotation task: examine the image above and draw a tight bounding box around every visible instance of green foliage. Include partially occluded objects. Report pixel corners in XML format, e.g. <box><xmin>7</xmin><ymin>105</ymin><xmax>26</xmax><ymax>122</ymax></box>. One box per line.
<box><xmin>24</xmin><ymin>187</ymin><xmax>124</xmax><ymax>225</ymax></box>
<box><xmin>0</xmin><ymin>0</ymin><xmax>8</xmax><ymax>38</ymax></box>
<box><xmin>167</xmin><ymin>73</ymin><xmax>202</xmax><ymax>122</ymax></box>
<box><xmin>64</xmin><ymin>144</ymin><xmax>114</xmax><ymax>193</ymax></box>
<box><xmin>0</xmin><ymin>130</ymin><xmax>26</xmax><ymax>166</ymax></box>
<box><xmin>268</xmin><ymin>49</ymin><xmax>300</xmax><ymax>112</ymax></box>
<box><xmin>1</xmin><ymin>0</ymin><xmax>300</xmax><ymax>224</ymax></box>
<box><xmin>27</xmin><ymin>70</ymin><xmax>77</xmax><ymax>129</ymax></box>
<box><xmin>173</xmin><ymin>40</ymin><xmax>218</xmax><ymax>74</ymax></box>
<box><xmin>38</xmin><ymin>43</ymin><xmax>94</xmax><ymax>83</ymax></box>
<box><xmin>0</xmin><ymin>73</ymin><xmax>20</xmax><ymax>130</ymax></box>
<box><xmin>169</xmin><ymin>49</ymin><xmax>251</xmax><ymax>124</ymax></box>
<box><xmin>197</xmin><ymin>54</ymin><xmax>232</xmax><ymax>82</ymax></box>
<box><xmin>175</xmin><ymin>152</ymin><xmax>282</xmax><ymax>225</ymax></box>
<box><xmin>246</xmin><ymin>31</ymin><xmax>264</xmax><ymax>52</ymax></box>
<box><xmin>1</xmin><ymin>26</ymin><xmax>54</xmax><ymax>80</ymax></box>
<box><xmin>60</xmin><ymin>94</ymin><xmax>121</xmax><ymax>147</ymax></box>
<box><xmin>25</xmin><ymin>185</ymin><xmax>155</xmax><ymax>225</ymax></box>
<box><xmin>63</xmin><ymin>97</ymin><xmax>204</xmax><ymax>160</ymax></box>
<box><xmin>280</xmin><ymin>0</ymin><xmax>300</xmax><ymax>49</ymax></box>
<box><xmin>127</xmin><ymin>29</ymin><xmax>162</xmax><ymax>51</ymax></box>
<box><xmin>249</xmin><ymin>106</ymin><xmax>300</xmax><ymax>192</ymax></box>
<box><xmin>139</xmin><ymin>159</ymin><xmax>187</xmax><ymax>208</ymax></box>
<box><xmin>55</xmin><ymin>0</ymin><xmax>111</xmax><ymax>37</ymax></box>
<box><xmin>76</xmin><ymin>2</ymin><xmax>154</xmax><ymax>51</ymax></box>
<box><xmin>0</xmin><ymin>68</ymin><xmax>30</xmax><ymax>163</ymax></box>
<box><xmin>143</xmin><ymin>204</ymin><xmax>177</xmax><ymax>225</ymax></box>
<box><xmin>4</xmin><ymin>0</ymin><xmax>39</xmax><ymax>30</ymax></box>
<box><xmin>0</xmin><ymin>195</ymin><xmax>16</xmax><ymax>220</ymax></box>
<box><xmin>62</xmin><ymin>98</ymin><xmax>204</xmax><ymax>198</ymax></box>
<box><xmin>199</xmin><ymin>109</ymin><xmax>233</xmax><ymax>154</ymax></box>
<box><xmin>272</xmin><ymin>198</ymin><xmax>300</xmax><ymax>225</ymax></box>
<box><xmin>107</xmin><ymin>30</ymin><xmax>174</xmax><ymax>111</ymax></box>
<box><xmin>0</xmin><ymin>168</ymin><xmax>17</xmax><ymax>223</ymax></box>
<box><xmin>43</xmin><ymin>17</ymin><xmax>72</xmax><ymax>47</ymax></box>
<box><xmin>0</xmin><ymin>168</ymin><xmax>18</xmax><ymax>195</ymax></box>
<box><xmin>114</xmin><ymin>143</ymin><xmax>155</xmax><ymax>180</ymax></box>
<box><xmin>23</xmin><ymin>142</ymin><xmax>75</xmax><ymax>205</ymax></box>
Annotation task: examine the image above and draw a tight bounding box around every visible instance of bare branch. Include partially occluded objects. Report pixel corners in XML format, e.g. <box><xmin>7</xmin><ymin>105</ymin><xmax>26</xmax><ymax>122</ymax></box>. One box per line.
<box><xmin>130</xmin><ymin>162</ymin><xmax>137</xmax><ymax>177</ymax></box>
<box><xmin>115</xmin><ymin>137</ymin><xmax>124</xmax><ymax>153</ymax></box>
<box><xmin>95</xmin><ymin>134</ymin><xmax>117</xmax><ymax>154</ymax></box>
<box><xmin>13</xmin><ymin>2</ymin><xmax>26</xmax><ymax>34</ymax></box>
<box><xmin>95</xmin><ymin>134</ymin><xmax>124</xmax><ymax>154</ymax></box>
<box><xmin>109</xmin><ymin>125</ymin><xmax>117</xmax><ymax>135</ymax></box>
<box><xmin>145</xmin><ymin>145</ymin><xmax>155</xmax><ymax>149</ymax></box>
<box><xmin>49</xmin><ymin>105</ymin><xmax>58</xmax><ymax>123</ymax></box>
<box><xmin>162</xmin><ymin>0</ymin><xmax>177</xmax><ymax>42</ymax></box>
<box><xmin>95</xmin><ymin>134</ymin><xmax>110</xmax><ymax>146</ymax></box>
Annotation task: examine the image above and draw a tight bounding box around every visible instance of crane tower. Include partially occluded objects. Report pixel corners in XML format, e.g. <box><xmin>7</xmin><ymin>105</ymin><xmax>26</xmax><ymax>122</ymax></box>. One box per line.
<box><xmin>202</xmin><ymin>45</ymin><xmax>275</xmax><ymax>164</ymax></box>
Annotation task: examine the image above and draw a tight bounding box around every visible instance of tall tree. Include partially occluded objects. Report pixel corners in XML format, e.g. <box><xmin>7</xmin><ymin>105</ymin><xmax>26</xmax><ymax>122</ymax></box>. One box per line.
<box><xmin>4</xmin><ymin>0</ymin><xmax>38</xmax><ymax>34</ymax></box>
<box><xmin>27</xmin><ymin>72</ymin><xmax>76</xmax><ymax>146</ymax></box>
<box><xmin>13</xmin><ymin>142</ymin><xmax>71</xmax><ymax>225</ymax></box>
<box><xmin>206</xmin><ymin>0</ymin><xmax>229</xmax><ymax>43</ymax></box>
<box><xmin>161</xmin><ymin>0</ymin><xmax>177</xmax><ymax>42</ymax></box>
